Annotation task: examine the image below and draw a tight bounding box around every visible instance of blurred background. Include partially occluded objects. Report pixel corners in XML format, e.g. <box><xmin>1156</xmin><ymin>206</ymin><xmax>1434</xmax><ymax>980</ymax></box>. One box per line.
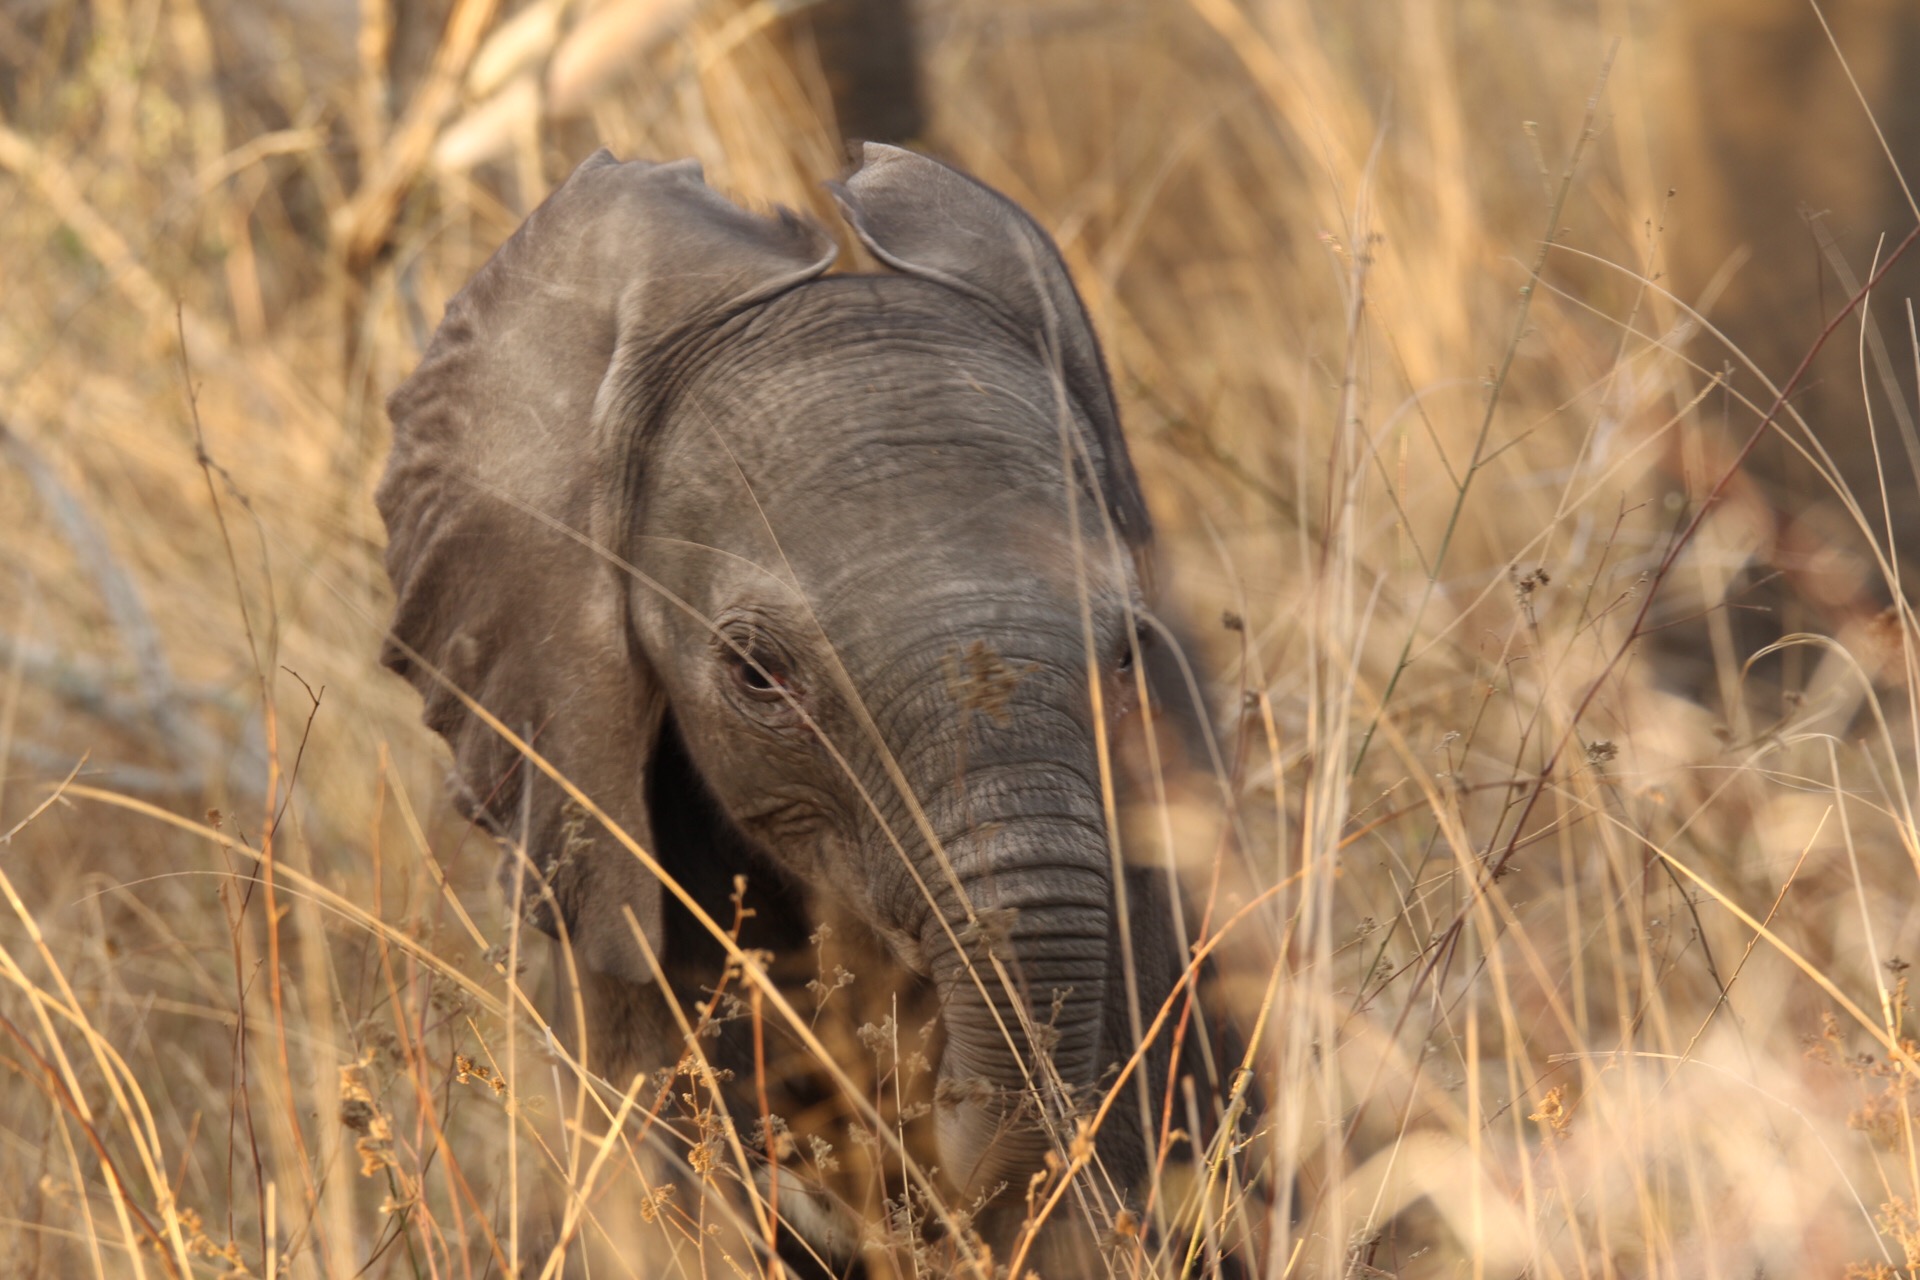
<box><xmin>3</xmin><ymin>0</ymin><xmax>1919</xmax><ymax>1275</ymax></box>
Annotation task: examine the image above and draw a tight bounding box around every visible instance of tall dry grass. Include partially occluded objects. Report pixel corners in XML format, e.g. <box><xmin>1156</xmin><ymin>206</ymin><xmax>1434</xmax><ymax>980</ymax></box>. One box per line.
<box><xmin>3</xmin><ymin>0</ymin><xmax>1918</xmax><ymax>1275</ymax></box>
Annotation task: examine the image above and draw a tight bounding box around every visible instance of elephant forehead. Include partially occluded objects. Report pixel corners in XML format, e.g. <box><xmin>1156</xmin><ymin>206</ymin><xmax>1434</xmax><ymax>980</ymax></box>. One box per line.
<box><xmin>678</xmin><ymin>289</ymin><xmax>1121</xmax><ymax>545</ymax></box>
<box><xmin>685</xmin><ymin>281</ymin><xmax>1099</xmax><ymax>484</ymax></box>
<box><xmin>810</xmin><ymin>506</ymin><xmax>1131</xmax><ymax>616</ymax></box>
<box><xmin>735</xmin><ymin>453</ymin><xmax>1134</xmax><ymax>621</ymax></box>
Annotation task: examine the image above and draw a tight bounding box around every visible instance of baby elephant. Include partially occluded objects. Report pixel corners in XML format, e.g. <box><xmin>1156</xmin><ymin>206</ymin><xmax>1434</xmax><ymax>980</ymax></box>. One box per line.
<box><xmin>378</xmin><ymin>144</ymin><xmax>1204</xmax><ymax>1273</ymax></box>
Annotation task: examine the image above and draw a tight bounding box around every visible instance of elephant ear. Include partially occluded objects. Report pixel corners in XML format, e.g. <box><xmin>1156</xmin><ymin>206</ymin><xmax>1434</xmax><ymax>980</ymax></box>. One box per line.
<box><xmin>378</xmin><ymin>150</ymin><xmax>836</xmax><ymax>986</ymax></box>
<box><xmin>828</xmin><ymin>142</ymin><xmax>1151</xmax><ymax>545</ymax></box>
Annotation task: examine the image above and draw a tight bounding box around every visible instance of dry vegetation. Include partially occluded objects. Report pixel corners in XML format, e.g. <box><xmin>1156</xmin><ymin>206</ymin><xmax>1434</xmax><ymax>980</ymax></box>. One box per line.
<box><xmin>4</xmin><ymin>0</ymin><xmax>1920</xmax><ymax>1275</ymax></box>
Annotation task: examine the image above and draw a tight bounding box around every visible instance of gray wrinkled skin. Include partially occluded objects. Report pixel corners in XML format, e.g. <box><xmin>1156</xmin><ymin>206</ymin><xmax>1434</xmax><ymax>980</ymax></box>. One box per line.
<box><xmin>376</xmin><ymin>144</ymin><xmax>1191</xmax><ymax>1267</ymax></box>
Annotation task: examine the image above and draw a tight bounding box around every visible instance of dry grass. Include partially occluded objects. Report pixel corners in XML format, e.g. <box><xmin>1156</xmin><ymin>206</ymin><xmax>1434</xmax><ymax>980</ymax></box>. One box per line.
<box><xmin>3</xmin><ymin>0</ymin><xmax>1919</xmax><ymax>1275</ymax></box>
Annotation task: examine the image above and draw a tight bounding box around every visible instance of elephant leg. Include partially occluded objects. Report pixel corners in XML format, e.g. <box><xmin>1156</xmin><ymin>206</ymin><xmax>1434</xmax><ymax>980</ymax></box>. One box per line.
<box><xmin>509</xmin><ymin>957</ymin><xmax>676</xmax><ymax>1274</ymax></box>
<box><xmin>1096</xmin><ymin>864</ymin><xmax>1180</xmax><ymax>1197</ymax></box>
<box><xmin>549</xmin><ymin>949</ymin><xmax>678</xmax><ymax>1090</ymax></box>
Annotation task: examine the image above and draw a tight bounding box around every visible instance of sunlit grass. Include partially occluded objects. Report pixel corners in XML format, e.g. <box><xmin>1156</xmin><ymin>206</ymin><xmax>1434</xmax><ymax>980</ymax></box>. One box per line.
<box><xmin>3</xmin><ymin>0</ymin><xmax>1918</xmax><ymax>1276</ymax></box>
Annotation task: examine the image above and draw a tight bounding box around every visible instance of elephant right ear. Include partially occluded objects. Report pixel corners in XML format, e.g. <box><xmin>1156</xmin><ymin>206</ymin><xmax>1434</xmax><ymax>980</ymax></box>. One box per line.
<box><xmin>377</xmin><ymin>152</ymin><xmax>836</xmax><ymax>986</ymax></box>
<box><xmin>828</xmin><ymin>143</ymin><xmax>1152</xmax><ymax>547</ymax></box>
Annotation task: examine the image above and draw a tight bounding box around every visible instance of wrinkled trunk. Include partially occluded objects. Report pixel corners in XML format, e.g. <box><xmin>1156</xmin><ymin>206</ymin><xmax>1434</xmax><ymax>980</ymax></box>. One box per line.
<box><xmin>920</xmin><ymin>812</ymin><xmax>1112</xmax><ymax>1201</ymax></box>
<box><xmin>849</xmin><ymin>602</ymin><xmax>1124</xmax><ymax>1219</ymax></box>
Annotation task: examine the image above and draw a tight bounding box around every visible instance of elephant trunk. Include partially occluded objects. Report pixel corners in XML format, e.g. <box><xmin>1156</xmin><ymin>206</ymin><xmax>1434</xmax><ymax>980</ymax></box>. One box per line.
<box><xmin>920</xmin><ymin>810</ymin><xmax>1113</xmax><ymax>1203</ymax></box>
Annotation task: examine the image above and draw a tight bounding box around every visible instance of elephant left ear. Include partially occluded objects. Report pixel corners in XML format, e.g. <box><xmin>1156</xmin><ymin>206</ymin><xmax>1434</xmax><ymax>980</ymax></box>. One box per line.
<box><xmin>828</xmin><ymin>143</ymin><xmax>1151</xmax><ymax>546</ymax></box>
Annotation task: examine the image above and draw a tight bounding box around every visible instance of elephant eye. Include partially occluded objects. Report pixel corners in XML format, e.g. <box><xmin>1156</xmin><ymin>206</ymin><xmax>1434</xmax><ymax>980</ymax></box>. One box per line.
<box><xmin>729</xmin><ymin>645</ymin><xmax>791</xmax><ymax>701</ymax></box>
<box><xmin>1116</xmin><ymin>619</ymin><xmax>1151</xmax><ymax>675</ymax></box>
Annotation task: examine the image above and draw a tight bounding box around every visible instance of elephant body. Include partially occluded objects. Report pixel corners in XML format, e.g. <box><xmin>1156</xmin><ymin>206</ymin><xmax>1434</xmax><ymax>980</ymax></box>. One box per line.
<box><xmin>377</xmin><ymin>145</ymin><xmax>1208</xmax><ymax>1272</ymax></box>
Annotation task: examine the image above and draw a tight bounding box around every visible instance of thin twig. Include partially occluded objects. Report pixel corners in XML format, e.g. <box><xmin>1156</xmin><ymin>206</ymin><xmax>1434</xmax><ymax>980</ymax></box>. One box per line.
<box><xmin>1401</xmin><ymin>218</ymin><xmax>1920</xmax><ymax>1038</ymax></box>
<box><xmin>1350</xmin><ymin>44</ymin><xmax>1618</xmax><ymax>775</ymax></box>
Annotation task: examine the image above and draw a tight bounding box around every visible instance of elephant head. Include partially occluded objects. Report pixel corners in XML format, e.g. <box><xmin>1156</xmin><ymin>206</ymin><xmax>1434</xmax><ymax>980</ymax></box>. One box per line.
<box><xmin>377</xmin><ymin>144</ymin><xmax>1180</xmax><ymax>1249</ymax></box>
